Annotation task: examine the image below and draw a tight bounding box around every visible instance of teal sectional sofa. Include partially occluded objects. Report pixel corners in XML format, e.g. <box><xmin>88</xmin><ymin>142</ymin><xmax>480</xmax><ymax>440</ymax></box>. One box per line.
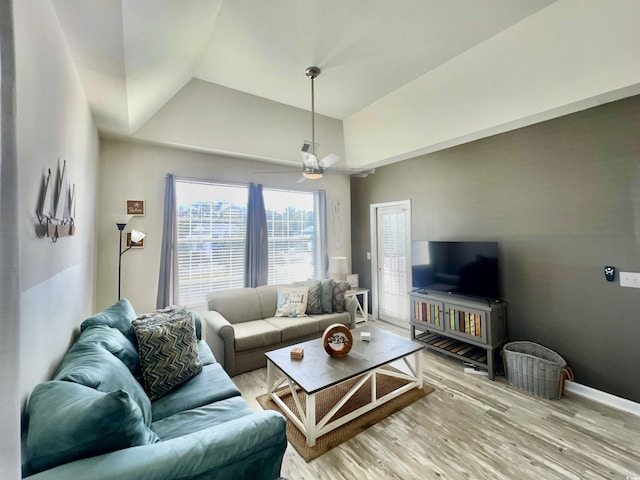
<box><xmin>21</xmin><ymin>299</ymin><xmax>287</xmax><ymax>480</ymax></box>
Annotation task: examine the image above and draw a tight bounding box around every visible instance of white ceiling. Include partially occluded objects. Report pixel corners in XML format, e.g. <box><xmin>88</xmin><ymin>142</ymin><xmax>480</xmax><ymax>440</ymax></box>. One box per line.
<box><xmin>52</xmin><ymin>0</ymin><xmax>556</xmax><ymax>134</ymax></box>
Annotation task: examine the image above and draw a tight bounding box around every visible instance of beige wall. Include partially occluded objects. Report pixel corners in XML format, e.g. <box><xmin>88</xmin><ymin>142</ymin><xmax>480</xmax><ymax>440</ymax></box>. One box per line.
<box><xmin>134</xmin><ymin>78</ymin><xmax>346</xmax><ymax>169</ymax></box>
<box><xmin>15</xmin><ymin>0</ymin><xmax>99</xmax><ymax>407</ymax></box>
<box><xmin>351</xmin><ymin>95</ymin><xmax>640</xmax><ymax>403</ymax></box>
<box><xmin>97</xmin><ymin>138</ymin><xmax>352</xmax><ymax>313</ymax></box>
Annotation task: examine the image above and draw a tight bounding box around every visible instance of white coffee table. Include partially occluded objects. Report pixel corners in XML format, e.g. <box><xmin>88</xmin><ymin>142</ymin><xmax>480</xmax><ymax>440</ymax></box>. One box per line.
<box><xmin>265</xmin><ymin>325</ymin><xmax>423</xmax><ymax>446</ymax></box>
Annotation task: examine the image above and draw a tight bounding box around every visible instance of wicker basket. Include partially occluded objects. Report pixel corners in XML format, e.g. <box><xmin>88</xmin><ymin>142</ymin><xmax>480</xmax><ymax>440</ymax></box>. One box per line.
<box><xmin>502</xmin><ymin>341</ymin><xmax>574</xmax><ymax>400</ymax></box>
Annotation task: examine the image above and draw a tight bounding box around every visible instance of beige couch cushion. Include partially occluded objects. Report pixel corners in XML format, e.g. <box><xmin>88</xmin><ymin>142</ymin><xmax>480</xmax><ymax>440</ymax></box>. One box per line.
<box><xmin>256</xmin><ymin>285</ymin><xmax>278</xmax><ymax>318</ymax></box>
<box><xmin>232</xmin><ymin>320</ymin><xmax>281</xmax><ymax>351</ymax></box>
<box><xmin>264</xmin><ymin>316</ymin><xmax>319</xmax><ymax>342</ymax></box>
<box><xmin>206</xmin><ymin>288</ymin><xmax>263</xmax><ymax>324</ymax></box>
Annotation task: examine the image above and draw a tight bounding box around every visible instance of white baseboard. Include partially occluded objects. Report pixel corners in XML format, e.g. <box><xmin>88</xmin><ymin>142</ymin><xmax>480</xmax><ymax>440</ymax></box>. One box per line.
<box><xmin>565</xmin><ymin>381</ymin><xmax>640</xmax><ymax>417</ymax></box>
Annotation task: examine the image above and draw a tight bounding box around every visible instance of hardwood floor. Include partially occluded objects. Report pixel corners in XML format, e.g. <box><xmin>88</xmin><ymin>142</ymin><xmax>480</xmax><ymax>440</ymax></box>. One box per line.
<box><xmin>232</xmin><ymin>320</ymin><xmax>640</xmax><ymax>480</ymax></box>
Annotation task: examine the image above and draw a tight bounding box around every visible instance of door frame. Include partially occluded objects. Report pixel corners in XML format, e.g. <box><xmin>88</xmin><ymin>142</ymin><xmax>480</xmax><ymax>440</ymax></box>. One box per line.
<box><xmin>369</xmin><ymin>200</ymin><xmax>412</xmax><ymax>323</ymax></box>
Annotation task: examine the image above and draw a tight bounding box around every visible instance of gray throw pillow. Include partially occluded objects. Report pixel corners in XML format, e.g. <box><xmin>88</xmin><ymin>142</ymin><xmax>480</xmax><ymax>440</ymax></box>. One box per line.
<box><xmin>320</xmin><ymin>278</ymin><xmax>334</xmax><ymax>313</ymax></box>
<box><xmin>132</xmin><ymin>311</ymin><xmax>202</xmax><ymax>401</ymax></box>
<box><xmin>332</xmin><ymin>280</ymin><xmax>350</xmax><ymax>313</ymax></box>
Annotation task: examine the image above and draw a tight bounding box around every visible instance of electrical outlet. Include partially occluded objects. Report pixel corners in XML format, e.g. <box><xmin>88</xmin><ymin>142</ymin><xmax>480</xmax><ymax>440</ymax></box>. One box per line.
<box><xmin>619</xmin><ymin>272</ymin><xmax>640</xmax><ymax>288</ymax></box>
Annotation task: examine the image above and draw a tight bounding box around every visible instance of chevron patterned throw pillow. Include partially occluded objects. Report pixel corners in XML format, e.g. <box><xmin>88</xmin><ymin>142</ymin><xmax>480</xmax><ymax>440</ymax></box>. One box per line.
<box><xmin>132</xmin><ymin>310</ymin><xmax>202</xmax><ymax>401</ymax></box>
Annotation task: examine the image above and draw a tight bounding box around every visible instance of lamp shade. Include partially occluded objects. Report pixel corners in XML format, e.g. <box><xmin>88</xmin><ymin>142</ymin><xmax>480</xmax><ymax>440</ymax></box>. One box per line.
<box><xmin>112</xmin><ymin>213</ymin><xmax>134</xmax><ymax>230</ymax></box>
<box><xmin>328</xmin><ymin>256</ymin><xmax>348</xmax><ymax>281</ymax></box>
<box><xmin>130</xmin><ymin>229</ymin><xmax>145</xmax><ymax>244</ymax></box>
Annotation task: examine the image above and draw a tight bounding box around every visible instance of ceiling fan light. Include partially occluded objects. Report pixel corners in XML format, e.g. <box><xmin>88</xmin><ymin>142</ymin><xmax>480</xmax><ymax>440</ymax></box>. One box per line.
<box><xmin>303</xmin><ymin>168</ymin><xmax>323</xmax><ymax>180</ymax></box>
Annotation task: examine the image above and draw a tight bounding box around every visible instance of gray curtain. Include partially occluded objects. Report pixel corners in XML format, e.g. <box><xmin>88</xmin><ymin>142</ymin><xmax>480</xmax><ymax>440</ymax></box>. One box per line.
<box><xmin>245</xmin><ymin>182</ymin><xmax>268</xmax><ymax>287</ymax></box>
<box><xmin>156</xmin><ymin>173</ymin><xmax>178</xmax><ymax>308</ymax></box>
<box><xmin>0</xmin><ymin>0</ymin><xmax>22</xmax><ymax>475</ymax></box>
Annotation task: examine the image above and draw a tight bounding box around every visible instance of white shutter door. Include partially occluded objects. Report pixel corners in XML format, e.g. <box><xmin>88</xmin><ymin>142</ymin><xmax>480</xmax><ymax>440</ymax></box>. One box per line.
<box><xmin>376</xmin><ymin>205</ymin><xmax>409</xmax><ymax>325</ymax></box>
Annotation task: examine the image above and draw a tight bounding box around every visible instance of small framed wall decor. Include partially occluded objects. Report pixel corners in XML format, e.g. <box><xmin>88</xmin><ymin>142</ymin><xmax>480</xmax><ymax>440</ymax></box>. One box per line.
<box><xmin>345</xmin><ymin>274</ymin><xmax>359</xmax><ymax>288</ymax></box>
<box><xmin>127</xmin><ymin>232</ymin><xmax>144</xmax><ymax>248</ymax></box>
<box><xmin>126</xmin><ymin>200</ymin><xmax>145</xmax><ymax>216</ymax></box>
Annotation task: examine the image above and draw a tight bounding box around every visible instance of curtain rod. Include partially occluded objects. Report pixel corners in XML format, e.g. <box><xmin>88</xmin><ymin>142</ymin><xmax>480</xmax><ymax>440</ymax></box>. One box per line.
<box><xmin>172</xmin><ymin>175</ymin><xmax>249</xmax><ymax>188</ymax></box>
<box><xmin>171</xmin><ymin>174</ymin><xmax>323</xmax><ymax>194</ymax></box>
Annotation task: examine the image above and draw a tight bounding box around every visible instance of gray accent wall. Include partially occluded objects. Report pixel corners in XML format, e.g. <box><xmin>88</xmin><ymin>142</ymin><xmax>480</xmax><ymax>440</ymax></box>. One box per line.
<box><xmin>351</xmin><ymin>95</ymin><xmax>640</xmax><ymax>402</ymax></box>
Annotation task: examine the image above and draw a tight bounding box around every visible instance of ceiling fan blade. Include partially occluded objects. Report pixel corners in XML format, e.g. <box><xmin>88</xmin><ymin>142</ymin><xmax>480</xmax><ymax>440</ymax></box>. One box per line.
<box><xmin>301</xmin><ymin>152</ymin><xmax>320</xmax><ymax>169</ymax></box>
<box><xmin>320</xmin><ymin>153</ymin><xmax>340</xmax><ymax>168</ymax></box>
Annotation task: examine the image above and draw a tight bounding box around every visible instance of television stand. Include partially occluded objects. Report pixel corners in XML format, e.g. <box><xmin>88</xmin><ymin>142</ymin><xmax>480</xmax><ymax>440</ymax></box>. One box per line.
<box><xmin>409</xmin><ymin>291</ymin><xmax>507</xmax><ymax>380</ymax></box>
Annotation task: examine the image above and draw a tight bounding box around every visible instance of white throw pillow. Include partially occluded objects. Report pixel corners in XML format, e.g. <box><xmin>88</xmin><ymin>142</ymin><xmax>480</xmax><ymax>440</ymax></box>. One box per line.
<box><xmin>275</xmin><ymin>286</ymin><xmax>309</xmax><ymax>317</ymax></box>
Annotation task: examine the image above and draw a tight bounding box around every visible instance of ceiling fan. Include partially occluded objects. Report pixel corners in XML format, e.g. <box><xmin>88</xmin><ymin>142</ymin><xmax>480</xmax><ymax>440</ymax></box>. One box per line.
<box><xmin>299</xmin><ymin>66</ymin><xmax>341</xmax><ymax>182</ymax></box>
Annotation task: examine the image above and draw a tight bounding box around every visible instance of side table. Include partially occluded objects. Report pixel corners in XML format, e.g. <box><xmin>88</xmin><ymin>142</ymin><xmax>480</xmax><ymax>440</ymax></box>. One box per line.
<box><xmin>345</xmin><ymin>287</ymin><xmax>369</xmax><ymax>322</ymax></box>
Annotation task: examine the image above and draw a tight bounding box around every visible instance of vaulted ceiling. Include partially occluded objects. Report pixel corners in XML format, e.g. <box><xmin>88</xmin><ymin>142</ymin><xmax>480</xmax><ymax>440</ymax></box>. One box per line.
<box><xmin>51</xmin><ymin>0</ymin><xmax>640</xmax><ymax>170</ymax></box>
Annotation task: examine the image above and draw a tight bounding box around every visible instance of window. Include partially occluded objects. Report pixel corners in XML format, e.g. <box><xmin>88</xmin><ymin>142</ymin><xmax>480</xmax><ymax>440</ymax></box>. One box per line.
<box><xmin>263</xmin><ymin>188</ymin><xmax>323</xmax><ymax>285</ymax></box>
<box><xmin>176</xmin><ymin>180</ymin><xmax>325</xmax><ymax>305</ymax></box>
<box><xmin>176</xmin><ymin>181</ymin><xmax>247</xmax><ymax>304</ymax></box>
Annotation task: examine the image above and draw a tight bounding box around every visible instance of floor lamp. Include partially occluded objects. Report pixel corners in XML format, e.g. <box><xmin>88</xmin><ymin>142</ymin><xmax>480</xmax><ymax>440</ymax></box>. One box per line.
<box><xmin>113</xmin><ymin>214</ymin><xmax>146</xmax><ymax>300</ymax></box>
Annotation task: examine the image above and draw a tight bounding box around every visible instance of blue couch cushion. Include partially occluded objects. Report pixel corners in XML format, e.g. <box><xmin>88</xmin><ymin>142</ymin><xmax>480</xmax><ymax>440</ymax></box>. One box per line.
<box><xmin>151</xmin><ymin>396</ymin><xmax>253</xmax><ymax>441</ymax></box>
<box><xmin>80</xmin><ymin>298</ymin><xmax>138</xmax><ymax>342</ymax></box>
<box><xmin>80</xmin><ymin>300</ymin><xmax>204</xmax><ymax>343</ymax></box>
<box><xmin>198</xmin><ymin>340</ymin><xmax>216</xmax><ymax>366</ymax></box>
<box><xmin>54</xmin><ymin>342</ymin><xmax>152</xmax><ymax>425</ymax></box>
<box><xmin>151</xmin><ymin>363</ymin><xmax>241</xmax><ymax>421</ymax></box>
<box><xmin>75</xmin><ymin>324</ymin><xmax>142</xmax><ymax>380</ymax></box>
<box><xmin>26</xmin><ymin>381</ymin><xmax>158</xmax><ymax>474</ymax></box>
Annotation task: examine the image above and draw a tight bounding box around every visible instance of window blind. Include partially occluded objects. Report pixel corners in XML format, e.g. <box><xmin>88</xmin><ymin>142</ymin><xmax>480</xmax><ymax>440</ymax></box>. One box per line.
<box><xmin>263</xmin><ymin>188</ymin><xmax>321</xmax><ymax>285</ymax></box>
<box><xmin>176</xmin><ymin>181</ymin><xmax>247</xmax><ymax>305</ymax></box>
<box><xmin>176</xmin><ymin>180</ymin><xmax>325</xmax><ymax>304</ymax></box>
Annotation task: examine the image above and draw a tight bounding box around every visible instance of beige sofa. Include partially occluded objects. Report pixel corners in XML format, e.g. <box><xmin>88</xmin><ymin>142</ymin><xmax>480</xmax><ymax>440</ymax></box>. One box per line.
<box><xmin>202</xmin><ymin>283</ymin><xmax>357</xmax><ymax>376</ymax></box>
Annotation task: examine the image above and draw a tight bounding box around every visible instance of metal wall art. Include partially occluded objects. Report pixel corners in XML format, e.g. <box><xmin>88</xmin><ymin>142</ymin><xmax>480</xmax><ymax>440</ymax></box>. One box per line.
<box><xmin>35</xmin><ymin>159</ymin><xmax>76</xmax><ymax>242</ymax></box>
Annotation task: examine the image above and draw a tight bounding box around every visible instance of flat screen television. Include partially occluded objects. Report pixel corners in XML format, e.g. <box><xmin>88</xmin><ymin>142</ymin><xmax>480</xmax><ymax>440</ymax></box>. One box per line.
<box><xmin>411</xmin><ymin>241</ymin><xmax>500</xmax><ymax>301</ymax></box>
